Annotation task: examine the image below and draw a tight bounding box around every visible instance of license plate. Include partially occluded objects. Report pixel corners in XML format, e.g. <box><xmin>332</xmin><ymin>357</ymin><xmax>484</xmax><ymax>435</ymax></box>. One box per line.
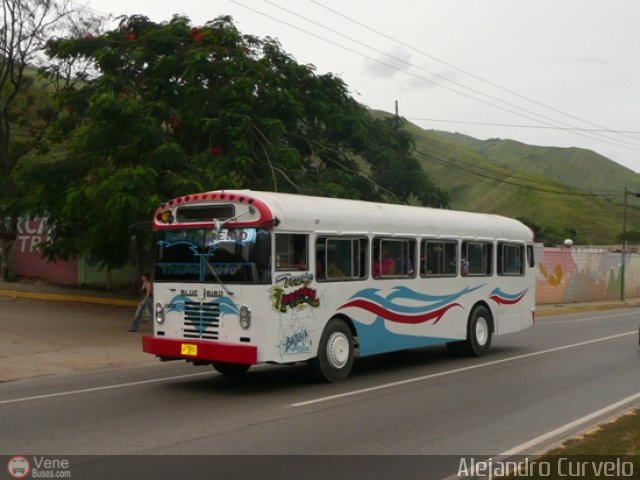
<box><xmin>181</xmin><ymin>343</ymin><xmax>198</xmax><ymax>356</ymax></box>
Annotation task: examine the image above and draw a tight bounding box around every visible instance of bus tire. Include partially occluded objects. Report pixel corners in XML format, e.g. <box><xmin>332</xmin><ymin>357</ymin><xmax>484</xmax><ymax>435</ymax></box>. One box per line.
<box><xmin>212</xmin><ymin>362</ymin><xmax>251</xmax><ymax>376</ymax></box>
<box><xmin>311</xmin><ymin>318</ymin><xmax>355</xmax><ymax>382</ymax></box>
<box><xmin>462</xmin><ymin>305</ymin><xmax>493</xmax><ymax>357</ymax></box>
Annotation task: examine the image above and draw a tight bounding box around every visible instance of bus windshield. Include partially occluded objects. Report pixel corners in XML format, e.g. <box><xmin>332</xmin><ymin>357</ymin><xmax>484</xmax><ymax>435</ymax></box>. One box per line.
<box><xmin>154</xmin><ymin>227</ymin><xmax>271</xmax><ymax>284</ymax></box>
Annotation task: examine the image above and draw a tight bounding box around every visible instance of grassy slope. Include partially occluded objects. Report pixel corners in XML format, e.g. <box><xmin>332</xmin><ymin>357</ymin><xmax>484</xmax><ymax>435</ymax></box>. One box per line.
<box><xmin>431</xmin><ymin>130</ymin><xmax>640</xmax><ymax>194</ymax></box>
<box><xmin>396</xmin><ymin>119</ymin><xmax>640</xmax><ymax>245</ymax></box>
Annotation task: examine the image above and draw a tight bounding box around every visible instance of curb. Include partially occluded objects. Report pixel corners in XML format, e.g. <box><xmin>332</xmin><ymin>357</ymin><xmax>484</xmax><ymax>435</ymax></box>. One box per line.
<box><xmin>536</xmin><ymin>301</ymin><xmax>640</xmax><ymax>318</ymax></box>
<box><xmin>0</xmin><ymin>288</ymin><xmax>138</xmax><ymax>307</ymax></box>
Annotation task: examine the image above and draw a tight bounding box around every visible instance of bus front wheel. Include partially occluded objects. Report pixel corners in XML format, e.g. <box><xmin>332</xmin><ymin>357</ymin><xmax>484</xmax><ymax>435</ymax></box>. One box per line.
<box><xmin>463</xmin><ymin>305</ymin><xmax>492</xmax><ymax>357</ymax></box>
<box><xmin>311</xmin><ymin>318</ymin><xmax>355</xmax><ymax>382</ymax></box>
<box><xmin>212</xmin><ymin>362</ymin><xmax>251</xmax><ymax>376</ymax></box>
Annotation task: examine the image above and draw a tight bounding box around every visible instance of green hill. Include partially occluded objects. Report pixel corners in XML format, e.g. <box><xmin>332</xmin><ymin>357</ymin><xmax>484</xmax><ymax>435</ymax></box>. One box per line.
<box><xmin>372</xmin><ymin>111</ymin><xmax>640</xmax><ymax>245</ymax></box>
<box><xmin>429</xmin><ymin>130</ymin><xmax>640</xmax><ymax>195</ymax></box>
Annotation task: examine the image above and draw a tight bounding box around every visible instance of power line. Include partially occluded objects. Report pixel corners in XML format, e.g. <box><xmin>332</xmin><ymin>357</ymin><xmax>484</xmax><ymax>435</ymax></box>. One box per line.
<box><xmin>411</xmin><ymin>131</ymin><xmax>633</xmax><ymax>195</ymax></box>
<box><xmin>414</xmin><ymin>148</ymin><xmax>605</xmax><ymax>197</ymax></box>
<box><xmin>308</xmin><ymin>0</ymin><xmax>640</xmax><ymax>147</ymax></box>
<box><xmin>247</xmin><ymin>1</ymin><xmax>640</xmax><ymax>153</ymax></box>
<box><xmin>406</xmin><ymin>118</ymin><xmax>640</xmax><ymax>135</ymax></box>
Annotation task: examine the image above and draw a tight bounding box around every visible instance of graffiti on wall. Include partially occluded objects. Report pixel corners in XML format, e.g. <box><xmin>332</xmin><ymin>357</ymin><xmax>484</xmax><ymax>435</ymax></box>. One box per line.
<box><xmin>14</xmin><ymin>217</ymin><xmax>133</xmax><ymax>286</ymax></box>
<box><xmin>16</xmin><ymin>218</ymin><xmax>48</xmax><ymax>254</ymax></box>
<box><xmin>535</xmin><ymin>247</ymin><xmax>634</xmax><ymax>304</ymax></box>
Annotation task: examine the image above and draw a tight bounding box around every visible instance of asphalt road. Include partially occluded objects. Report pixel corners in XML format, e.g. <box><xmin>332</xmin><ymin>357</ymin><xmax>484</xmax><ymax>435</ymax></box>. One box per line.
<box><xmin>1</xmin><ymin>304</ymin><xmax>639</xmax><ymax>480</ymax></box>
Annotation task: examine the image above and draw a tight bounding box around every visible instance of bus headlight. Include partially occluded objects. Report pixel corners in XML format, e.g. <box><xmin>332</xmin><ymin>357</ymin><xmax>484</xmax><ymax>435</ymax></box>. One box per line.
<box><xmin>155</xmin><ymin>302</ymin><xmax>165</xmax><ymax>324</ymax></box>
<box><xmin>239</xmin><ymin>305</ymin><xmax>251</xmax><ymax>329</ymax></box>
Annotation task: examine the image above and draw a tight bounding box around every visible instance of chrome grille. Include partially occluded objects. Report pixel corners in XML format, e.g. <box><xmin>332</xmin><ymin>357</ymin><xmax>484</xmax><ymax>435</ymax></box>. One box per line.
<box><xmin>183</xmin><ymin>301</ymin><xmax>220</xmax><ymax>340</ymax></box>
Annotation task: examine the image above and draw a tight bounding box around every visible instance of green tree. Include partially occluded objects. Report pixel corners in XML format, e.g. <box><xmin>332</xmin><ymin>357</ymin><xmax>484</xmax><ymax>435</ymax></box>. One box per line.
<box><xmin>616</xmin><ymin>229</ymin><xmax>640</xmax><ymax>245</ymax></box>
<box><xmin>0</xmin><ymin>0</ymin><xmax>100</xmax><ymax>279</ymax></box>
<box><xmin>19</xmin><ymin>14</ymin><xmax>448</xmax><ymax>270</ymax></box>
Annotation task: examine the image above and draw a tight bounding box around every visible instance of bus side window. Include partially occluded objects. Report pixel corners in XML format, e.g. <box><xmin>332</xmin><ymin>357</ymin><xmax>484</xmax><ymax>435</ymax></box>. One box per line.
<box><xmin>373</xmin><ymin>238</ymin><xmax>416</xmax><ymax>278</ymax></box>
<box><xmin>462</xmin><ymin>241</ymin><xmax>492</xmax><ymax>276</ymax></box>
<box><xmin>498</xmin><ymin>243</ymin><xmax>524</xmax><ymax>276</ymax></box>
<box><xmin>275</xmin><ymin>233</ymin><xmax>308</xmax><ymax>271</ymax></box>
<box><xmin>317</xmin><ymin>236</ymin><xmax>368</xmax><ymax>281</ymax></box>
<box><xmin>527</xmin><ymin>244</ymin><xmax>535</xmax><ymax>269</ymax></box>
<box><xmin>421</xmin><ymin>240</ymin><xmax>457</xmax><ymax>277</ymax></box>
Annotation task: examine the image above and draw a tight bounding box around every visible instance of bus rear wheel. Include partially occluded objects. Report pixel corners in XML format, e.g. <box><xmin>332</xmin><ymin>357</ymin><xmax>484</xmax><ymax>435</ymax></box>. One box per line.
<box><xmin>311</xmin><ymin>318</ymin><xmax>354</xmax><ymax>382</ymax></box>
<box><xmin>212</xmin><ymin>362</ymin><xmax>251</xmax><ymax>376</ymax></box>
<box><xmin>462</xmin><ymin>305</ymin><xmax>492</xmax><ymax>357</ymax></box>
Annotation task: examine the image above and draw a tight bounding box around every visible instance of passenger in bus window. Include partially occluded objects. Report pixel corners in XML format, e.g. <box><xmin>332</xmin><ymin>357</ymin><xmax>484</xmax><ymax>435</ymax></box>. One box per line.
<box><xmin>327</xmin><ymin>262</ymin><xmax>345</xmax><ymax>278</ymax></box>
<box><xmin>420</xmin><ymin>250</ymin><xmax>428</xmax><ymax>275</ymax></box>
<box><xmin>373</xmin><ymin>245</ymin><xmax>396</xmax><ymax>277</ymax></box>
<box><xmin>397</xmin><ymin>255</ymin><xmax>413</xmax><ymax>275</ymax></box>
<box><xmin>293</xmin><ymin>251</ymin><xmax>308</xmax><ymax>270</ymax></box>
<box><xmin>461</xmin><ymin>255</ymin><xmax>469</xmax><ymax>276</ymax></box>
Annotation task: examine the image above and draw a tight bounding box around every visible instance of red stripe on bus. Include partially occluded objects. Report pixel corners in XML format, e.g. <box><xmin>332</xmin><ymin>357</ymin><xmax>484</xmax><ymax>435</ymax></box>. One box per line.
<box><xmin>339</xmin><ymin>299</ymin><xmax>461</xmax><ymax>324</ymax></box>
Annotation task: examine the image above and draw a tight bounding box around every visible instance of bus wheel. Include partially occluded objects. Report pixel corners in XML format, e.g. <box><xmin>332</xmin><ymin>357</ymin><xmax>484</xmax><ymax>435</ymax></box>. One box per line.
<box><xmin>212</xmin><ymin>362</ymin><xmax>251</xmax><ymax>376</ymax></box>
<box><xmin>311</xmin><ymin>318</ymin><xmax>354</xmax><ymax>382</ymax></box>
<box><xmin>463</xmin><ymin>306</ymin><xmax>492</xmax><ymax>357</ymax></box>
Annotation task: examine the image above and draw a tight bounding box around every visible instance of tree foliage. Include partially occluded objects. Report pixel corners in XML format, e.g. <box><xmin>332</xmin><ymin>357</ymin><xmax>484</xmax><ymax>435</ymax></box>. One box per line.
<box><xmin>19</xmin><ymin>14</ymin><xmax>449</xmax><ymax>269</ymax></box>
<box><xmin>0</xmin><ymin>0</ymin><xmax>100</xmax><ymax>279</ymax></box>
<box><xmin>616</xmin><ymin>229</ymin><xmax>640</xmax><ymax>245</ymax></box>
<box><xmin>517</xmin><ymin>217</ymin><xmax>586</xmax><ymax>246</ymax></box>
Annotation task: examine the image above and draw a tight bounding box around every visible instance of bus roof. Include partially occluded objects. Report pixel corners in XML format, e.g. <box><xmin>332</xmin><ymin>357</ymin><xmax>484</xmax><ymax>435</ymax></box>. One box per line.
<box><xmin>155</xmin><ymin>190</ymin><xmax>533</xmax><ymax>242</ymax></box>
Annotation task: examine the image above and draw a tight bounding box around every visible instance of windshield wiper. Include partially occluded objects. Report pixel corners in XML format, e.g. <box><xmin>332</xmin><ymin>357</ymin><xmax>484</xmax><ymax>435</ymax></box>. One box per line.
<box><xmin>204</xmin><ymin>255</ymin><xmax>235</xmax><ymax>296</ymax></box>
<box><xmin>213</xmin><ymin>205</ymin><xmax>256</xmax><ymax>232</ymax></box>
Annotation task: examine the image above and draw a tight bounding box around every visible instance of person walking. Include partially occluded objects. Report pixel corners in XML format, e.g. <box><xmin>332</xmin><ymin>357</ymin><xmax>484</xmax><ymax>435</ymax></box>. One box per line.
<box><xmin>129</xmin><ymin>273</ymin><xmax>153</xmax><ymax>332</ymax></box>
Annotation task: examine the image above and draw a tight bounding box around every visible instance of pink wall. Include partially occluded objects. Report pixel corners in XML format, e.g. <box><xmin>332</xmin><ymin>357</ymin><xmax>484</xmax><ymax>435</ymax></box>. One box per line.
<box><xmin>14</xmin><ymin>218</ymin><xmax>77</xmax><ymax>285</ymax></box>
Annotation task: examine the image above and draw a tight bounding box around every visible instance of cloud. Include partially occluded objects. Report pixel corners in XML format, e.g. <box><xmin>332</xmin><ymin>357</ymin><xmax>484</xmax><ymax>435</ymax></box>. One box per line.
<box><xmin>363</xmin><ymin>45</ymin><xmax>413</xmax><ymax>79</ymax></box>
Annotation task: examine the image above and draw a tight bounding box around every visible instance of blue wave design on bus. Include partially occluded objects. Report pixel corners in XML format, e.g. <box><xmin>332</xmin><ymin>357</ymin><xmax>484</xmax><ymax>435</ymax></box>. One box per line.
<box><xmin>339</xmin><ymin>285</ymin><xmax>482</xmax><ymax>356</ymax></box>
<box><xmin>166</xmin><ymin>294</ymin><xmax>192</xmax><ymax>313</ymax></box>
<box><xmin>340</xmin><ymin>285</ymin><xmax>483</xmax><ymax>321</ymax></box>
<box><xmin>167</xmin><ymin>294</ymin><xmax>239</xmax><ymax>316</ymax></box>
<box><xmin>157</xmin><ymin>240</ymin><xmax>200</xmax><ymax>255</ymax></box>
<box><xmin>489</xmin><ymin>287</ymin><xmax>528</xmax><ymax>305</ymax></box>
<box><xmin>355</xmin><ymin>318</ymin><xmax>457</xmax><ymax>356</ymax></box>
<box><xmin>167</xmin><ymin>295</ymin><xmax>239</xmax><ymax>334</ymax></box>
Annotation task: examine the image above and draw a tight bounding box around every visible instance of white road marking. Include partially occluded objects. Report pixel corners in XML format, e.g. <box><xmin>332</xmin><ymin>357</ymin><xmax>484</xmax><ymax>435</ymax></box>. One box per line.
<box><xmin>439</xmin><ymin>390</ymin><xmax>640</xmax><ymax>480</ymax></box>
<box><xmin>290</xmin><ymin>331</ymin><xmax>636</xmax><ymax>407</ymax></box>
<box><xmin>2</xmin><ymin>331</ymin><xmax>635</xmax><ymax>407</ymax></box>
<box><xmin>498</xmin><ymin>390</ymin><xmax>640</xmax><ymax>456</ymax></box>
<box><xmin>0</xmin><ymin>372</ymin><xmax>211</xmax><ymax>405</ymax></box>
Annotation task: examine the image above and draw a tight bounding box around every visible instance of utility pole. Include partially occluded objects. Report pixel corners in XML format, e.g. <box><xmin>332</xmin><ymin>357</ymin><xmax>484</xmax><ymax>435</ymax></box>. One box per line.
<box><xmin>394</xmin><ymin>100</ymin><xmax>399</xmax><ymax>131</ymax></box>
<box><xmin>621</xmin><ymin>187</ymin><xmax>628</xmax><ymax>301</ymax></box>
<box><xmin>394</xmin><ymin>100</ymin><xmax>400</xmax><ymax>154</ymax></box>
<box><xmin>621</xmin><ymin>187</ymin><xmax>640</xmax><ymax>301</ymax></box>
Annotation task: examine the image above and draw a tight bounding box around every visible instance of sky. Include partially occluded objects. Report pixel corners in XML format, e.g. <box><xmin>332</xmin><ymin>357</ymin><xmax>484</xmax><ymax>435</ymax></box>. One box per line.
<box><xmin>85</xmin><ymin>0</ymin><xmax>640</xmax><ymax>172</ymax></box>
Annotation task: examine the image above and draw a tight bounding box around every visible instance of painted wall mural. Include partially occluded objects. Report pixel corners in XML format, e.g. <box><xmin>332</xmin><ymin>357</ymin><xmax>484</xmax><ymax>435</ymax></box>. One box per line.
<box><xmin>535</xmin><ymin>246</ymin><xmax>639</xmax><ymax>304</ymax></box>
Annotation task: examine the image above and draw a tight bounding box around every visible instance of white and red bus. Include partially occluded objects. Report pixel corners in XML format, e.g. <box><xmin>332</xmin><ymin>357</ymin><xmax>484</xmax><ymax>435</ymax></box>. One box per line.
<box><xmin>142</xmin><ymin>190</ymin><xmax>535</xmax><ymax>381</ymax></box>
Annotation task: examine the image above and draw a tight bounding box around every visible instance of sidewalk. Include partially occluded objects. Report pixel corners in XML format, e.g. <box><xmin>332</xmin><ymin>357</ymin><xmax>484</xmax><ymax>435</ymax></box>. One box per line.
<box><xmin>0</xmin><ymin>280</ymin><xmax>139</xmax><ymax>307</ymax></box>
<box><xmin>1</xmin><ymin>279</ymin><xmax>639</xmax><ymax>382</ymax></box>
<box><xmin>0</xmin><ymin>280</ymin><xmax>152</xmax><ymax>382</ymax></box>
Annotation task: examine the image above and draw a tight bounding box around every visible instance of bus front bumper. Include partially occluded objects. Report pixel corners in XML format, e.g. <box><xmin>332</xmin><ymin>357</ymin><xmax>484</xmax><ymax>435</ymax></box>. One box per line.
<box><xmin>142</xmin><ymin>336</ymin><xmax>258</xmax><ymax>365</ymax></box>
